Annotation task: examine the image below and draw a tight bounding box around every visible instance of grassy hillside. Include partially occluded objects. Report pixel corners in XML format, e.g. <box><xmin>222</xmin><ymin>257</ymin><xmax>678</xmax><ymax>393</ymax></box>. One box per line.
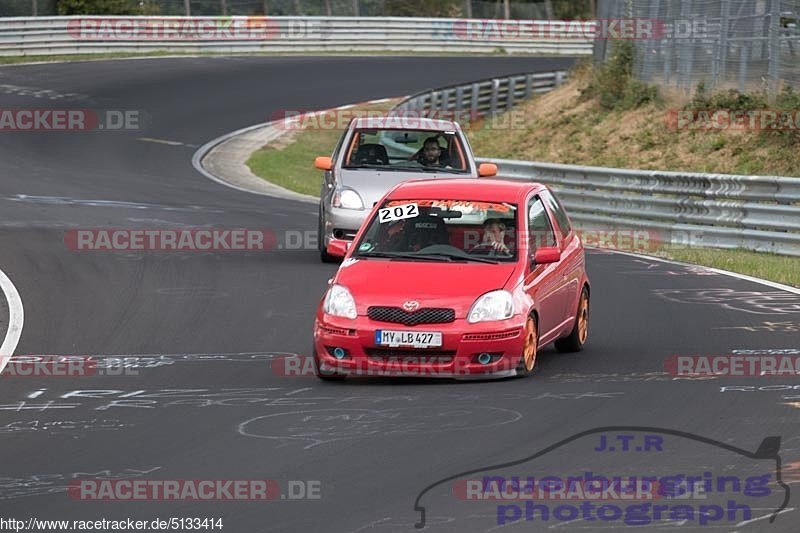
<box><xmin>469</xmin><ymin>58</ymin><xmax>799</xmax><ymax>177</ymax></box>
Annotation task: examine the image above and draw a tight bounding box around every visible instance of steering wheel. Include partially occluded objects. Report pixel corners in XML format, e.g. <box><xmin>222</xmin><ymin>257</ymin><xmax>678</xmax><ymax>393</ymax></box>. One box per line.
<box><xmin>469</xmin><ymin>242</ymin><xmax>512</xmax><ymax>257</ymax></box>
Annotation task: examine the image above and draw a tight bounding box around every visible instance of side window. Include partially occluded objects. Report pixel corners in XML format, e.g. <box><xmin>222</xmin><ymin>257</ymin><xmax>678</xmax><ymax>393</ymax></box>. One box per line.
<box><xmin>541</xmin><ymin>189</ymin><xmax>571</xmax><ymax>239</ymax></box>
<box><xmin>527</xmin><ymin>196</ymin><xmax>557</xmax><ymax>252</ymax></box>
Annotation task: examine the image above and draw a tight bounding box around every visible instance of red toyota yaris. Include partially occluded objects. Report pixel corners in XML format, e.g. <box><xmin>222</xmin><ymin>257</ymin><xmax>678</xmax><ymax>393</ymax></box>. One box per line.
<box><xmin>313</xmin><ymin>178</ymin><xmax>589</xmax><ymax>380</ymax></box>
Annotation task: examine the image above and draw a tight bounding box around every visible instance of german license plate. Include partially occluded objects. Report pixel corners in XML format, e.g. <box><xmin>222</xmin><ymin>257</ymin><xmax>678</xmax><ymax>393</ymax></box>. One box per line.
<box><xmin>375</xmin><ymin>330</ymin><xmax>443</xmax><ymax>348</ymax></box>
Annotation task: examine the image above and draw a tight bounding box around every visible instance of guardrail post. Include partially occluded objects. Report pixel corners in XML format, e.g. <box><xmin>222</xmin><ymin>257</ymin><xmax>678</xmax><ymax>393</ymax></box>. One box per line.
<box><xmin>767</xmin><ymin>0</ymin><xmax>782</xmax><ymax>97</ymax></box>
<box><xmin>641</xmin><ymin>0</ymin><xmax>660</xmax><ymax>82</ymax></box>
<box><xmin>505</xmin><ymin>78</ymin><xmax>515</xmax><ymax>111</ymax></box>
<box><xmin>455</xmin><ymin>86</ymin><xmax>464</xmax><ymax>113</ymax></box>
<box><xmin>489</xmin><ymin>79</ymin><xmax>500</xmax><ymax>117</ymax></box>
<box><xmin>524</xmin><ymin>74</ymin><xmax>533</xmax><ymax>98</ymax></box>
<box><xmin>677</xmin><ymin>0</ymin><xmax>692</xmax><ymax>90</ymax></box>
<box><xmin>471</xmin><ymin>82</ymin><xmax>479</xmax><ymax>118</ymax></box>
<box><xmin>738</xmin><ymin>41</ymin><xmax>749</xmax><ymax>92</ymax></box>
<box><xmin>555</xmin><ymin>71</ymin><xmax>565</xmax><ymax>86</ymax></box>
<box><xmin>31</xmin><ymin>0</ymin><xmax>37</xmax><ymax>16</ymax></box>
<box><xmin>716</xmin><ymin>0</ymin><xmax>730</xmax><ymax>86</ymax></box>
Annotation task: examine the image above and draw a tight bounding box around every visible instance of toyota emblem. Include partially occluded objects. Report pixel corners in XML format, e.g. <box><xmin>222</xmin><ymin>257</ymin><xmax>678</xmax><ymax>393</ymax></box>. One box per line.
<box><xmin>403</xmin><ymin>300</ymin><xmax>420</xmax><ymax>312</ymax></box>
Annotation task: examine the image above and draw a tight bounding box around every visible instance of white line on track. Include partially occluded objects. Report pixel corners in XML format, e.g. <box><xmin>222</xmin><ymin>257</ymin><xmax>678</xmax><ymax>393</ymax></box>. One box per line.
<box><xmin>137</xmin><ymin>137</ymin><xmax>198</xmax><ymax>148</ymax></box>
<box><xmin>0</xmin><ymin>268</ymin><xmax>24</xmax><ymax>375</ymax></box>
<box><xmin>598</xmin><ymin>248</ymin><xmax>800</xmax><ymax>295</ymax></box>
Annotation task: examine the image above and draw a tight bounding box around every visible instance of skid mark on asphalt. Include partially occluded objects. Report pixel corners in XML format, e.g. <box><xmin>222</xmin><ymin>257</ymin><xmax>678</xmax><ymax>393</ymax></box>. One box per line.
<box><xmin>3</xmin><ymin>351</ymin><xmax>292</xmax><ymax>371</ymax></box>
<box><xmin>0</xmin><ymin>83</ymin><xmax>92</xmax><ymax>102</ymax></box>
<box><xmin>137</xmin><ymin>137</ymin><xmax>198</xmax><ymax>148</ymax></box>
<box><xmin>0</xmin><ymin>466</ymin><xmax>161</xmax><ymax>500</ymax></box>
<box><xmin>715</xmin><ymin>321</ymin><xmax>800</xmax><ymax>333</ymax></box>
<box><xmin>619</xmin><ymin>259</ymin><xmax>721</xmax><ymax>277</ymax></box>
<box><xmin>652</xmin><ymin>288</ymin><xmax>800</xmax><ymax>315</ymax></box>
<box><xmin>0</xmin><ymin>418</ymin><xmax>131</xmax><ymax>435</ymax></box>
<box><xmin>6</xmin><ymin>194</ymin><xmax>224</xmax><ymax>213</ymax></box>
<box><xmin>238</xmin><ymin>406</ymin><xmax>524</xmax><ymax>449</ymax></box>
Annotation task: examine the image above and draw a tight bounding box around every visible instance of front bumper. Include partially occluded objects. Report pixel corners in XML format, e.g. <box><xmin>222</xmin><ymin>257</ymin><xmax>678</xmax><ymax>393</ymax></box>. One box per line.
<box><xmin>323</xmin><ymin>205</ymin><xmax>368</xmax><ymax>244</ymax></box>
<box><xmin>313</xmin><ymin>315</ymin><xmax>526</xmax><ymax>379</ymax></box>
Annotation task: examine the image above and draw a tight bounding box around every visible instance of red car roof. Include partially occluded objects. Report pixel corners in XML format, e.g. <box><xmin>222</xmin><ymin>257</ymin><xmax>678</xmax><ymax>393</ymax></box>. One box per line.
<box><xmin>385</xmin><ymin>178</ymin><xmax>546</xmax><ymax>203</ymax></box>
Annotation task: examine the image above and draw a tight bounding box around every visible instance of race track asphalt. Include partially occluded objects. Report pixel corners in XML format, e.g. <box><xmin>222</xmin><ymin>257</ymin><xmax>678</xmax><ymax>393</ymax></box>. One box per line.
<box><xmin>0</xmin><ymin>56</ymin><xmax>798</xmax><ymax>532</ymax></box>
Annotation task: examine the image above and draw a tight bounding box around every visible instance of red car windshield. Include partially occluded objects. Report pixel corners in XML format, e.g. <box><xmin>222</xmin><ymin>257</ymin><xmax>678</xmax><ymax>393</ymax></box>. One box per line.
<box><xmin>354</xmin><ymin>199</ymin><xmax>518</xmax><ymax>262</ymax></box>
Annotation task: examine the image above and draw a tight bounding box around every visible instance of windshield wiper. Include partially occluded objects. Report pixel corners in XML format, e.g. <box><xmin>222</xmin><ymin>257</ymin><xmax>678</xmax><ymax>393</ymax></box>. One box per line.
<box><xmin>356</xmin><ymin>251</ymin><xmax>452</xmax><ymax>262</ymax></box>
<box><xmin>419</xmin><ymin>252</ymin><xmax>499</xmax><ymax>264</ymax></box>
<box><xmin>413</xmin><ymin>167</ymin><xmax>467</xmax><ymax>173</ymax></box>
<box><xmin>342</xmin><ymin>164</ymin><xmax>405</xmax><ymax>171</ymax></box>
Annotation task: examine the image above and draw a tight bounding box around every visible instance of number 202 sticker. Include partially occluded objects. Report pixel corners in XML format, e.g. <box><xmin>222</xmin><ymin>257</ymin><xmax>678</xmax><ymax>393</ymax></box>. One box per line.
<box><xmin>378</xmin><ymin>203</ymin><xmax>419</xmax><ymax>223</ymax></box>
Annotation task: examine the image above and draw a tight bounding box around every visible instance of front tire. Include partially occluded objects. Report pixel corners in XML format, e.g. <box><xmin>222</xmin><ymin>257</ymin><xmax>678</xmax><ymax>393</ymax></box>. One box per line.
<box><xmin>318</xmin><ymin>208</ymin><xmax>337</xmax><ymax>264</ymax></box>
<box><xmin>555</xmin><ymin>287</ymin><xmax>589</xmax><ymax>353</ymax></box>
<box><xmin>515</xmin><ymin>315</ymin><xmax>538</xmax><ymax>377</ymax></box>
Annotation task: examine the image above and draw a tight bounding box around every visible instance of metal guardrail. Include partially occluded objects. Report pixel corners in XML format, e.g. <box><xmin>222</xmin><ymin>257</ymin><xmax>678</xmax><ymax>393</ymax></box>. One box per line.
<box><xmin>481</xmin><ymin>159</ymin><xmax>800</xmax><ymax>256</ymax></box>
<box><xmin>0</xmin><ymin>16</ymin><xmax>595</xmax><ymax>56</ymax></box>
<box><xmin>393</xmin><ymin>74</ymin><xmax>800</xmax><ymax>257</ymax></box>
<box><xmin>393</xmin><ymin>70</ymin><xmax>567</xmax><ymax>119</ymax></box>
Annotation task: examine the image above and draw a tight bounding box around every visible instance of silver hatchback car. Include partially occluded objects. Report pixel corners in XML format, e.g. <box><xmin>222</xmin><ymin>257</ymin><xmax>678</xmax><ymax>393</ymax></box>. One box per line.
<box><xmin>315</xmin><ymin>116</ymin><xmax>497</xmax><ymax>262</ymax></box>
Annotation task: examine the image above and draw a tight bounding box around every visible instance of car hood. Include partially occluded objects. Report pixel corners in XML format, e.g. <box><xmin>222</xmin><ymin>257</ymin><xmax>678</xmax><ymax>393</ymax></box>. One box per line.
<box><xmin>332</xmin><ymin>259</ymin><xmax>518</xmax><ymax>318</ymax></box>
<box><xmin>338</xmin><ymin>168</ymin><xmax>474</xmax><ymax>209</ymax></box>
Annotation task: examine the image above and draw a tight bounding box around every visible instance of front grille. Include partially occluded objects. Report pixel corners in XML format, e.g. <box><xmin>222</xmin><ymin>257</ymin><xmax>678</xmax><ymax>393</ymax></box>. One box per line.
<box><xmin>368</xmin><ymin>306</ymin><xmax>455</xmax><ymax>326</ymax></box>
<box><xmin>365</xmin><ymin>348</ymin><xmax>455</xmax><ymax>363</ymax></box>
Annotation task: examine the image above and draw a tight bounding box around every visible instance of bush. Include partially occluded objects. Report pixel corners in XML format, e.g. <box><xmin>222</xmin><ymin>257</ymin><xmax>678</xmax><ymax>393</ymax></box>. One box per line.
<box><xmin>688</xmin><ymin>82</ymin><xmax>768</xmax><ymax>112</ymax></box>
<box><xmin>581</xmin><ymin>40</ymin><xmax>660</xmax><ymax>111</ymax></box>
<box><xmin>766</xmin><ymin>86</ymin><xmax>800</xmax><ymax>144</ymax></box>
<box><xmin>686</xmin><ymin>83</ymin><xmax>798</xmax><ymax>145</ymax></box>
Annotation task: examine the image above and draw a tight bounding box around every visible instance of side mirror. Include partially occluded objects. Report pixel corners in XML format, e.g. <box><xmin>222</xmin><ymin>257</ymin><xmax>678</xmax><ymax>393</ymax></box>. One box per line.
<box><xmin>315</xmin><ymin>156</ymin><xmax>333</xmax><ymax>171</ymax></box>
<box><xmin>326</xmin><ymin>239</ymin><xmax>349</xmax><ymax>258</ymax></box>
<box><xmin>533</xmin><ymin>247</ymin><xmax>561</xmax><ymax>265</ymax></box>
<box><xmin>478</xmin><ymin>163</ymin><xmax>498</xmax><ymax>177</ymax></box>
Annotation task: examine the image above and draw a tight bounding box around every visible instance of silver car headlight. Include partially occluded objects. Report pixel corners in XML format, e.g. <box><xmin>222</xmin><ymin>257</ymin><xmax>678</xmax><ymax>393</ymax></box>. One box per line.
<box><xmin>332</xmin><ymin>188</ymin><xmax>364</xmax><ymax>210</ymax></box>
<box><xmin>323</xmin><ymin>284</ymin><xmax>357</xmax><ymax>319</ymax></box>
<box><xmin>467</xmin><ymin>290</ymin><xmax>515</xmax><ymax>323</ymax></box>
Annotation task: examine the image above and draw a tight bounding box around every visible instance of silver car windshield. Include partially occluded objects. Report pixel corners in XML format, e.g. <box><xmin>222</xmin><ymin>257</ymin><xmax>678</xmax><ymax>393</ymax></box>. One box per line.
<box><xmin>342</xmin><ymin>129</ymin><xmax>469</xmax><ymax>173</ymax></box>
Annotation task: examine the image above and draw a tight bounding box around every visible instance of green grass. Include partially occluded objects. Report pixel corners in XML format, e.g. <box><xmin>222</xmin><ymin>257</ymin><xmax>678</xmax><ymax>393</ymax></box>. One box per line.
<box><xmin>246</xmin><ymin>127</ymin><xmax>341</xmax><ymax>197</ymax></box>
<box><xmin>246</xmin><ymin>101</ymin><xmax>395</xmax><ymax>197</ymax></box>
<box><xmin>0</xmin><ymin>49</ymin><xmax>538</xmax><ymax>67</ymax></box>
<box><xmin>0</xmin><ymin>51</ymin><xmax>183</xmax><ymax>65</ymax></box>
<box><xmin>652</xmin><ymin>246</ymin><xmax>799</xmax><ymax>288</ymax></box>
